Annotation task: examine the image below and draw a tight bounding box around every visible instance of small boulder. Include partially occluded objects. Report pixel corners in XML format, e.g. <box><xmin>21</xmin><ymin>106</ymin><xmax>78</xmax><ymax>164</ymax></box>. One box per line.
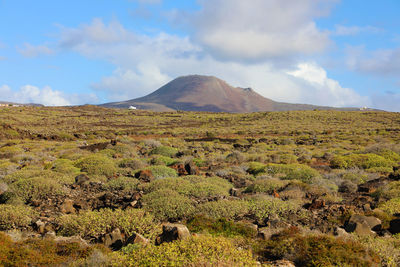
<box><xmin>389</xmin><ymin>219</ymin><xmax>400</xmax><ymax>234</ymax></box>
<box><xmin>345</xmin><ymin>214</ymin><xmax>381</xmax><ymax>235</ymax></box>
<box><xmin>156</xmin><ymin>224</ymin><xmax>190</xmax><ymax>245</ymax></box>
<box><xmin>0</xmin><ymin>183</ymin><xmax>8</xmax><ymax>195</ymax></box>
<box><xmin>34</xmin><ymin>220</ymin><xmax>46</xmax><ymax>234</ymax></box>
<box><xmin>334</xmin><ymin>227</ymin><xmax>350</xmax><ymax>237</ymax></box>
<box><xmin>135</xmin><ymin>170</ymin><xmax>154</xmax><ymax>182</ymax></box>
<box><xmin>308</xmin><ymin>198</ymin><xmax>326</xmax><ymax>210</ymax></box>
<box><xmin>75</xmin><ymin>174</ymin><xmax>90</xmax><ymax>185</ymax></box>
<box><xmin>125</xmin><ymin>233</ymin><xmax>149</xmax><ymax>246</ymax></box>
<box><xmin>60</xmin><ymin>199</ymin><xmax>76</xmax><ymax>214</ymax></box>
<box><xmin>104</xmin><ymin>228</ymin><xmax>124</xmax><ymax>251</ymax></box>
<box><xmin>185</xmin><ymin>162</ymin><xmax>199</xmax><ymax>175</ymax></box>
<box><xmin>230</xmin><ymin>188</ymin><xmax>240</xmax><ymax>197</ymax></box>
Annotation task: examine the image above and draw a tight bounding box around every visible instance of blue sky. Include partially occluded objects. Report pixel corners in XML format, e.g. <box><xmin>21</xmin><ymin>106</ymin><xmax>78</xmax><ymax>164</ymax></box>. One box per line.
<box><xmin>0</xmin><ymin>0</ymin><xmax>399</xmax><ymax>111</ymax></box>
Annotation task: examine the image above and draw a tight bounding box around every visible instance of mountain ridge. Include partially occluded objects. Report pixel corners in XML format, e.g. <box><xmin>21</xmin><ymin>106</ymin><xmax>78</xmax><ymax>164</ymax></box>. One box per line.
<box><xmin>102</xmin><ymin>75</ymin><xmax>375</xmax><ymax>112</ymax></box>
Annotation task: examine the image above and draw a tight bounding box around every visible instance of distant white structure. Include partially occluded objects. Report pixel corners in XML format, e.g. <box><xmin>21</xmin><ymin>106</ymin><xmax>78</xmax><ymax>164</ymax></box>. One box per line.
<box><xmin>129</xmin><ymin>106</ymin><xmax>137</xmax><ymax>110</ymax></box>
<box><xmin>360</xmin><ymin>106</ymin><xmax>368</xmax><ymax>111</ymax></box>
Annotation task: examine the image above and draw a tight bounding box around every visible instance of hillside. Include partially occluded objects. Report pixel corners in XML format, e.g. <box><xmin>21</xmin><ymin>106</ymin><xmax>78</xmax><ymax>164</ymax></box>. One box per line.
<box><xmin>102</xmin><ymin>75</ymin><xmax>371</xmax><ymax>112</ymax></box>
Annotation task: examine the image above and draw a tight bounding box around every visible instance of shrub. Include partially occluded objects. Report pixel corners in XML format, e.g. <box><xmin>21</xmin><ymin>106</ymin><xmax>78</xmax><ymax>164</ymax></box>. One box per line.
<box><xmin>149</xmin><ymin>146</ymin><xmax>178</xmax><ymax>157</ymax></box>
<box><xmin>356</xmin><ymin>235</ymin><xmax>400</xmax><ymax>267</ymax></box>
<box><xmin>57</xmin><ymin>208</ymin><xmax>158</xmax><ymax>239</ymax></box>
<box><xmin>244</xmin><ymin>177</ymin><xmax>288</xmax><ymax>194</ymax></box>
<box><xmin>103</xmin><ymin>177</ymin><xmax>140</xmax><ymax>192</ymax></box>
<box><xmin>247</xmin><ymin>196</ymin><xmax>301</xmax><ymax>224</ymax></box>
<box><xmin>0</xmin><ymin>232</ymin><xmax>99</xmax><ymax>266</ymax></box>
<box><xmin>379</xmin><ymin>198</ymin><xmax>400</xmax><ymax>215</ymax></box>
<box><xmin>0</xmin><ymin>204</ymin><xmax>36</xmax><ymax>230</ymax></box>
<box><xmin>149</xmin><ymin>156</ymin><xmax>177</xmax><ymax>166</ymax></box>
<box><xmin>330</xmin><ymin>153</ymin><xmax>397</xmax><ymax>172</ymax></box>
<box><xmin>118</xmin><ymin>158</ymin><xmax>146</xmax><ymax>170</ymax></box>
<box><xmin>9</xmin><ymin>177</ymin><xmax>65</xmax><ymax>202</ymax></box>
<box><xmin>187</xmin><ymin>216</ymin><xmax>257</xmax><ymax>238</ymax></box>
<box><xmin>116</xmin><ymin>235</ymin><xmax>257</xmax><ymax>266</ymax></box>
<box><xmin>377</xmin><ymin>181</ymin><xmax>400</xmax><ymax>200</ymax></box>
<box><xmin>141</xmin><ymin>189</ymin><xmax>195</xmax><ymax>222</ymax></box>
<box><xmin>261</xmin><ymin>164</ymin><xmax>321</xmax><ymax>184</ymax></box>
<box><xmin>74</xmin><ymin>154</ymin><xmax>117</xmax><ymax>177</ymax></box>
<box><xmin>196</xmin><ymin>200</ymin><xmax>249</xmax><ymax>220</ymax></box>
<box><xmin>147</xmin><ymin>165</ymin><xmax>177</xmax><ymax>179</ymax></box>
<box><xmin>258</xmin><ymin>227</ymin><xmax>380</xmax><ymax>266</ymax></box>
<box><xmin>144</xmin><ymin>176</ymin><xmax>232</xmax><ymax>199</ymax></box>
<box><xmin>51</xmin><ymin>159</ymin><xmax>81</xmax><ymax>175</ymax></box>
<box><xmin>247</xmin><ymin>162</ymin><xmax>267</xmax><ymax>175</ymax></box>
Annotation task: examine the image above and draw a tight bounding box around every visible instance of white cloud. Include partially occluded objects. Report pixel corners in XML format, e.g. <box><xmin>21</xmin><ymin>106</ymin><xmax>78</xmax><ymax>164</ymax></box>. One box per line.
<box><xmin>346</xmin><ymin>46</ymin><xmax>400</xmax><ymax>76</ymax></box>
<box><xmin>181</xmin><ymin>0</ymin><xmax>334</xmax><ymax>62</ymax></box>
<box><xmin>0</xmin><ymin>84</ymin><xmax>99</xmax><ymax>106</ymax></box>
<box><xmin>57</xmin><ymin>18</ymin><xmax>368</xmax><ymax>108</ymax></box>
<box><xmin>287</xmin><ymin>63</ymin><xmax>370</xmax><ymax>107</ymax></box>
<box><xmin>18</xmin><ymin>43</ymin><xmax>54</xmax><ymax>58</ymax></box>
<box><xmin>370</xmin><ymin>92</ymin><xmax>400</xmax><ymax>112</ymax></box>
<box><xmin>333</xmin><ymin>25</ymin><xmax>383</xmax><ymax>36</ymax></box>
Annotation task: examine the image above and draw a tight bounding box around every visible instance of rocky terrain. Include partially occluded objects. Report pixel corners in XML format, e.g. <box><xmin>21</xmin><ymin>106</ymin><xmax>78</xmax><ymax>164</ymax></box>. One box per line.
<box><xmin>0</xmin><ymin>106</ymin><xmax>399</xmax><ymax>266</ymax></box>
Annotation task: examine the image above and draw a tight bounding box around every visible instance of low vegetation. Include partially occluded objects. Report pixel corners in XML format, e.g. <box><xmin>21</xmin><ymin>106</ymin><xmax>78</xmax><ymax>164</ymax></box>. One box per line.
<box><xmin>0</xmin><ymin>106</ymin><xmax>399</xmax><ymax>265</ymax></box>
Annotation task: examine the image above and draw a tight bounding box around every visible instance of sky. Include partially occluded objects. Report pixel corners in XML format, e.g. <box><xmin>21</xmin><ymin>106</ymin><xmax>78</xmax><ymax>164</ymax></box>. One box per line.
<box><xmin>0</xmin><ymin>0</ymin><xmax>399</xmax><ymax>111</ymax></box>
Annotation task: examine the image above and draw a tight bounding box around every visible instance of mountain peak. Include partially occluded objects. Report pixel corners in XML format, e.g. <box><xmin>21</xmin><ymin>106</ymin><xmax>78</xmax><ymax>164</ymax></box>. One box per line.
<box><xmin>102</xmin><ymin>75</ymin><xmax>369</xmax><ymax>112</ymax></box>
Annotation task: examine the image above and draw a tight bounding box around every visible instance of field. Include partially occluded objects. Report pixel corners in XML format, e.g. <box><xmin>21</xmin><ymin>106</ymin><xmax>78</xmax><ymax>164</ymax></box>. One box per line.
<box><xmin>0</xmin><ymin>105</ymin><xmax>400</xmax><ymax>266</ymax></box>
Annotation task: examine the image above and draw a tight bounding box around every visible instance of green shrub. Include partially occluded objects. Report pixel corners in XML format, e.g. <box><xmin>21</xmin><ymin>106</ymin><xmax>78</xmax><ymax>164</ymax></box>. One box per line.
<box><xmin>149</xmin><ymin>146</ymin><xmax>178</xmax><ymax>157</ymax></box>
<box><xmin>116</xmin><ymin>235</ymin><xmax>257</xmax><ymax>266</ymax></box>
<box><xmin>57</xmin><ymin>208</ymin><xmax>158</xmax><ymax>239</ymax></box>
<box><xmin>51</xmin><ymin>159</ymin><xmax>81</xmax><ymax>175</ymax></box>
<box><xmin>75</xmin><ymin>154</ymin><xmax>117</xmax><ymax>177</ymax></box>
<box><xmin>144</xmin><ymin>176</ymin><xmax>231</xmax><ymax>199</ymax></box>
<box><xmin>0</xmin><ymin>204</ymin><xmax>36</xmax><ymax>230</ymax></box>
<box><xmin>247</xmin><ymin>196</ymin><xmax>301</xmax><ymax>224</ymax></box>
<box><xmin>9</xmin><ymin>177</ymin><xmax>65</xmax><ymax>202</ymax></box>
<box><xmin>247</xmin><ymin>162</ymin><xmax>267</xmax><ymax>175</ymax></box>
<box><xmin>187</xmin><ymin>216</ymin><xmax>257</xmax><ymax>238</ymax></box>
<box><xmin>379</xmin><ymin>198</ymin><xmax>400</xmax><ymax>215</ymax></box>
<box><xmin>331</xmin><ymin>153</ymin><xmax>397</xmax><ymax>172</ymax></box>
<box><xmin>258</xmin><ymin>227</ymin><xmax>380</xmax><ymax>266</ymax></box>
<box><xmin>244</xmin><ymin>177</ymin><xmax>288</xmax><ymax>194</ymax></box>
<box><xmin>141</xmin><ymin>189</ymin><xmax>195</xmax><ymax>222</ymax></box>
<box><xmin>118</xmin><ymin>158</ymin><xmax>146</xmax><ymax>169</ymax></box>
<box><xmin>266</xmin><ymin>164</ymin><xmax>321</xmax><ymax>184</ymax></box>
<box><xmin>103</xmin><ymin>177</ymin><xmax>140</xmax><ymax>192</ymax></box>
<box><xmin>0</xmin><ymin>232</ymin><xmax>102</xmax><ymax>266</ymax></box>
<box><xmin>147</xmin><ymin>165</ymin><xmax>177</xmax><ymax>179</ymax></box>
<box><xmin>196</xmin><ymin>200</ymin><xmax>249</xmax><ymax>220</ymax></box>
<box><xmin>150</xmin><ymin>156</ymin><xmax>177</xmax><ymax>166</ymax></box>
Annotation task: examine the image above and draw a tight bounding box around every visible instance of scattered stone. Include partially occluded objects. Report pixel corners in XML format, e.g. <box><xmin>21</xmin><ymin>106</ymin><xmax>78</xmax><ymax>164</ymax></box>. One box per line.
<box><xmin>258</xmin><ymin>227</ymin><xmax>282</xmax><ymax>240</ymax></box>
<box><xmin>53</xmin><ymin>235</ymin><xmax>89</xmax><ymax>248</ymax></box>
<box><xmin>345</xmin><ymin>214</ymin><xmax>381</xmax><ymax>235</ymax></box>
<box><xmin>35</xmin><ymin>220</ymin><xmax>46</xmax><ymax>234</ymax></box>
<box><xmin>334</xmin><ymin>227</ymin><xmax>350</xmax><ymax>237</ymax></box>
<box><xmin>363</xmin><ymin>203</ymin><xmax>372</xmax><ymax>213</ymax></box>
<box><xmin>171</xmin><ymin>164</ymin><xmax>187</xmax><ymax>176</ymax></box>
<box><xmin>230</xmin><ymin>188</ymin><xmax>240</xmax><ymax>197</ymax></box>
<box><xmin>60</xmin><ymin>199</ymin><xmax>76</xmax><ymax>214</ymax></box>
<box><xmin>135</xmin><ymin>170</ymin><xmax>154</xmax><ymax>182</ymax></box>
<box><xmin>75</xmin><ymin>174</ymin><xmax>90</xmax><ymax>185</ymax></box>
<box><xmin>389</xmin><ymin>219</ymin><xmax>400</xmax><ymax>234</ymax></box>
<box><xmin>185</xmin><ymin>161</ymin><xmax>199</xmax><ymax>175</ymax></box>
<box><xmin>0</xmin><ymin>182</ymin><xmax>8</xmax><ymax>195</ymax></box>
<box><xmin>156</xmin><ymin>224</ymin><xmax>191</xmax><ymax>245</ymax></box>
<box><xmin>308</xmin><ymin>198</ymin><xmax>326</xmax><ymax>210</ymax></box>
<box><xmin>125</xmin><ymin>233</ymin><xmax>150</xmax><ymax>246</ymax></box>
<box><xmin>103</xmin><ymin>228</ymin><xmax>124</xmax><ymax>251</ymax></box>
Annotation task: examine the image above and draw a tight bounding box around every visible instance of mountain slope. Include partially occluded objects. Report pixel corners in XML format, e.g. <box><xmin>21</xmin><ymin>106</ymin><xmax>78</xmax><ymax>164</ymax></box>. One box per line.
<box><xmin>102</xmin><ymin>75</ymin><xmax>370</xmax><ymax>112</ymax></box>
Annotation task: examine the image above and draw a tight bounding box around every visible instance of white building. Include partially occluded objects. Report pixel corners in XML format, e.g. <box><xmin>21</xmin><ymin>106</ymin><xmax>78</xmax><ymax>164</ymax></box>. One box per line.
<box><xmin>129</xmin><ymin>106</ymin><xmax>137</xmax><ymax>110</ymax></box>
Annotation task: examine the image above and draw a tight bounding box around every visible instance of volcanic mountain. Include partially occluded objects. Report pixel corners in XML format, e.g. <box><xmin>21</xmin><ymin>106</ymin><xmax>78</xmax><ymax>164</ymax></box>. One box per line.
<box><xmin>102</xmin><ymin>75</ymin><xmax>368</xmax><ymax>112</ymax></box>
